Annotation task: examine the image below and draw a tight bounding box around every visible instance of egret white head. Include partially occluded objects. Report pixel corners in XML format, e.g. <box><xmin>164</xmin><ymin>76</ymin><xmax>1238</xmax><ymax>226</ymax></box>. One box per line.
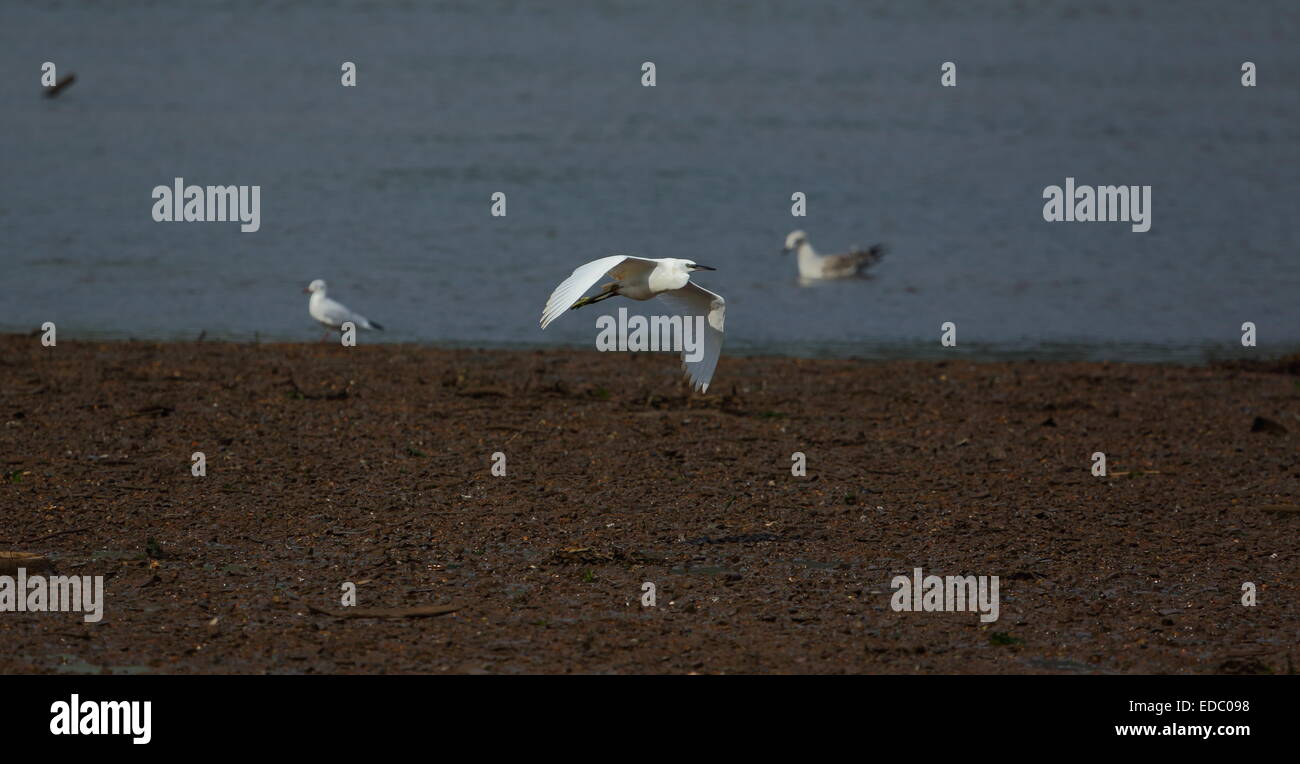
<box><xmin>782</xmin><ymin>230</ymin><xmax>808</xmax><ymax>254</ymax></box>
<box><xmin>304</xmin><ymin>279</ymin><xmax>327</xmax><ymax>295</ymax></box>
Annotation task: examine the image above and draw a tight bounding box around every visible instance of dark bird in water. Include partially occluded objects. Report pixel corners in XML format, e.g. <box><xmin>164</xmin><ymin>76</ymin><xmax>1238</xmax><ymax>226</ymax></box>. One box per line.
<box><xmin>45</xmin><ymin>73</ymin><xmax>77</xmax><ymax>98</ymax></box>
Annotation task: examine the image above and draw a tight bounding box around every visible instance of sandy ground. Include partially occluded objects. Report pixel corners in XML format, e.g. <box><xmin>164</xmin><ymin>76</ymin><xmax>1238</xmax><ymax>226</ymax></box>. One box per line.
<box><xmin>0</xmin><ymin>334</ymin><xmax>1296</xmax><ymax>674</ymax></box>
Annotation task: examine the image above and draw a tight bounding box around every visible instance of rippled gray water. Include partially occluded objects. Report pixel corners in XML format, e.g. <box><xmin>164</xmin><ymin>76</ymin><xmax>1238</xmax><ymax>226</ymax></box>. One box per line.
<box><xmin>2</xmin><ymin>1</ymin><xmax>1297</xmax><ymax>361</ymax></box>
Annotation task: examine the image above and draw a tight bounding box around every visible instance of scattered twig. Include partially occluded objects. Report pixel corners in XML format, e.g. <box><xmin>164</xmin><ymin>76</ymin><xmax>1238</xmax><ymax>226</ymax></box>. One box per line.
<box><xmin>305</xmin><ymin>603</ymin><xmax>460</xmax><ymax>619</ymax></box>
<box><xmin>24</xmin><ymin>527</ymin><xmax>88</xmax><ymax>543</ymax></box>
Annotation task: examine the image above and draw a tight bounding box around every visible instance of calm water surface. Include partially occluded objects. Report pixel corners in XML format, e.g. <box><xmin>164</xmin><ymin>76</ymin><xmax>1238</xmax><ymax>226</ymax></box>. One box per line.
<box><xmin>2</xmin><ymin>1</ymin><xmax>1297</xmax><ymax>361</ymax></box>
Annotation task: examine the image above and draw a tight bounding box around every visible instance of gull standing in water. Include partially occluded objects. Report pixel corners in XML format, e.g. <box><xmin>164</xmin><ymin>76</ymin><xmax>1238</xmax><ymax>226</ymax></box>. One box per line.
<box><xmin>783</xmin><ymin>230</ymin><xmax>886</xmax><ymax>280</ymax></box>
<box><xmin>304</xmin><ymin>279</ymin><xmax>383</xmax><ymax>341</ymax></box>
<box><xmin>539</xmin><ymin>256</ymin><xmax>726</xmax><ymax>392</ymax></box>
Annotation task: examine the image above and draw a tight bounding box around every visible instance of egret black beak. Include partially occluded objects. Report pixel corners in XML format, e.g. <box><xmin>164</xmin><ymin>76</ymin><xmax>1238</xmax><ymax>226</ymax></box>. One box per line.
<box><xmin>690</xmin><ymin>264</ymin><xmax>716</xmax><ymax>271</ymax></box>
<box><xmin>781</xmin><ymin>247</ymin><xmax>791</xmax><ymax>255</ymax></box>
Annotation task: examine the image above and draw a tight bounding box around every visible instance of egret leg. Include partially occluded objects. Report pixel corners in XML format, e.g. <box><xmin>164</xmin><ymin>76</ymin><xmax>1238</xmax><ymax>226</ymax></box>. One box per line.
<box><xmin>571</xmin><ymin>287</ymin><xmax>619</xmax><ymax>310</ymax></box>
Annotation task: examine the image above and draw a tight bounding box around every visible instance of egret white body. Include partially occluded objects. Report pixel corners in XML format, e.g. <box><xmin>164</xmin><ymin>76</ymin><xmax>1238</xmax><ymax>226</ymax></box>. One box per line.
<box><xmin>304</xmin><ymin>279</ymin><xmax>383</xmax><ymax>340</ymax></box>
<box><xmin>540</xmin><ymin>256</ymin><xmax>726</xmax><ymax>392</ymax></box>
<box><xmin>783</xmin><ymin>230</ymin><xmax>886</xmax><ymax>280</ymax></box>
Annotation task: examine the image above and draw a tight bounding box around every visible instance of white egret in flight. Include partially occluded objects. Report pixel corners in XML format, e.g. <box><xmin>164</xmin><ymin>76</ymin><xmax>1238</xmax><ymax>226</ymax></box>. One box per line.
<box><xmin>539</xmin><ymin>256</ymin><xmax>726</xmax><ymax>392</ymax></box>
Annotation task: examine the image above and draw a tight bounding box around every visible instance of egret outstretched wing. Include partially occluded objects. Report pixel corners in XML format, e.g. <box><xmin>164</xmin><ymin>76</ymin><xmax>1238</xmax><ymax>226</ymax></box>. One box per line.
<box><xmin>657</xmin><ymin>281</ymin><xmax>726</xmax><ymax>393</ymax></box>
<box><xmin>539</xmin><ymin>255</ymin><xmax>656</xmax><ymax>329</ymax></box>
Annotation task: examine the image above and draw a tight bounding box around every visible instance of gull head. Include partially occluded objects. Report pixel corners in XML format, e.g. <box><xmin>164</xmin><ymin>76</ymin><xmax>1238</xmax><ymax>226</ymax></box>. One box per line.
<box><xmin>304</xmin><ymin>279</ymin><xmax>327</xmax><ymax>295</ymax></box>
<box><xmin>783</xmin><ymin>230</ymin><xmax>808</xmax><ymax>254</ymax></box>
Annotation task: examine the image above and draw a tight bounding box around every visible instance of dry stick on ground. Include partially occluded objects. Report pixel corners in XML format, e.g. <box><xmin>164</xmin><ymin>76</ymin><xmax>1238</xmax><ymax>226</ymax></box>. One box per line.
<box><xmin>15</xmin><ymin>527</ymin><xmax>89</xmax><ymax>544</ymax></box>
<box><xmin>305</xmin><ymin>603</ymin><xmax>460</xmax><ymax>619</ymax></box>
<box><xmin>111</xmin><ymin>405</ymin><xmax>174</xmax><ymax>423</ymax></box>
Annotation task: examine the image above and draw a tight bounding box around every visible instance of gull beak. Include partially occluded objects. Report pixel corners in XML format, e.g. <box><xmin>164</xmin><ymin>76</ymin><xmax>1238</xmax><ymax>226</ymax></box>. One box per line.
<box><xmin>691</xmin><ymin>264</ymin><xmax>716</xmax><ymax>271</ymax></box>
<box><xmin>302</xmin><ymin>287</ymin><xmax>312</xmax><ymax>294</ymax></box>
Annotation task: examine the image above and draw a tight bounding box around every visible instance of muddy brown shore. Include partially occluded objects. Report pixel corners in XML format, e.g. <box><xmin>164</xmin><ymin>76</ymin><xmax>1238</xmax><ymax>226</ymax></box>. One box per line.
<box><xmin>0</xmin><ymin>334</ymin><xmax>1295</xmax><ymax>674</ymax></box>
